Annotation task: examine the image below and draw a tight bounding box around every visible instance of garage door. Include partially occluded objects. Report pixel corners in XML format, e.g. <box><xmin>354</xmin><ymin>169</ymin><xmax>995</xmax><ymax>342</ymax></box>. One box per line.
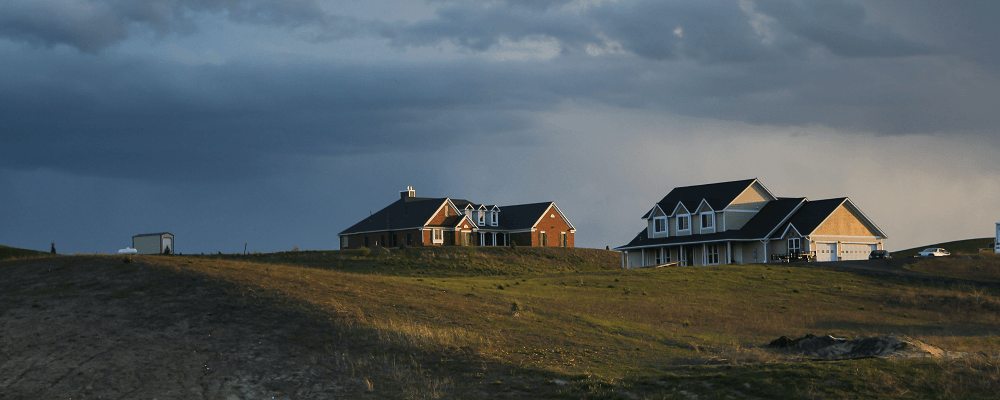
<box><xmin>815</xmin><ymin>243</ymin><xmax>837</xmax><ymax>262</ymax></box>
<box><xmin>841</xmin><ymin>243</ymin><xmax>877</xmax><ymax>261</ymax></box>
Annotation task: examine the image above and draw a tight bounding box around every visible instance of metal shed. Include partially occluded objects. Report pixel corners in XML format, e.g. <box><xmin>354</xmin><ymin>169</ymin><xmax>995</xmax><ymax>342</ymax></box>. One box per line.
<box><xmin>132</xmin><ymin>232</ymin><xmax>175</xmax><ymax>255</ymax></box>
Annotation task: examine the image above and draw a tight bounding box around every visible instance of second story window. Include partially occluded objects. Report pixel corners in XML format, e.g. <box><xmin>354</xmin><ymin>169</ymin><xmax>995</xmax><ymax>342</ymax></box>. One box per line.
<box><xmin>478</xmin><ymin>211</ymin><xmax>485</xmax><ymax>225</ymax></box>
<box><xmin>677</xmin><ymin>215</ymin><xmax>690</xmax><ymax>231</ymax></box>
<box><xmin>701</xmin><ymin>213</ymin><xmax>714</xmax><ymax>229</ymax></box>
<box><xmin>490</xmin><ymin>212</ymin><xmax>498</xmax><ymax>226</ymax></box>
<box><xmin>653</xmin><ymin>217</ymin><xmax>666</xmax><ymax>233</ymax></box>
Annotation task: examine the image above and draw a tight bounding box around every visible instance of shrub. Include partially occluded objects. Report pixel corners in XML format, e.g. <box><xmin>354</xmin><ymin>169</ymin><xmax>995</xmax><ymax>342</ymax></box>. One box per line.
<box><xmin>122</xmin><ymin>255</ymin><xmax>132</xmax><ymax>264</ymax></box>
<box><xmin>357</xmin><ymin>246</ymin><xmax>371</xmax><ymax>257</ymax></box>
<box><xmin>50</xmin><ymin>241</ymin><xmax>56</xmax><ymax>254</ymax></box>
<box><xmin>511</xmin><ymin>301</ymin><xmax>522</xmax><ymax>313</ymax></box>
<box><xmin>163</xmin><ymin>245</ymin><xmax>171</xmax><ymax>255</ymax></box>
<box><xmin>292</xmin><ymin>246</ymin><xmax>299</xmax><ymax>252</ymax></box>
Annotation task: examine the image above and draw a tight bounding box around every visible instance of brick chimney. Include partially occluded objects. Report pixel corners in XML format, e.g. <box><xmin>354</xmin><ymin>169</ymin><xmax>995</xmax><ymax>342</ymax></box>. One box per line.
<box><xmin>400</xmin><ymin>185</ymin><xmax>415</xmax><ymax>200</ymax></box>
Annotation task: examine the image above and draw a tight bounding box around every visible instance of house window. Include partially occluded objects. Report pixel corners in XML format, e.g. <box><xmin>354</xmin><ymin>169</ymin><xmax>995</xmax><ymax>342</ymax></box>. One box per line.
<box><xmin>788</xmin><ymin>238</ymin><xmax>800</xmax><ymax>254</ymax></box>
<box><xmin>654</xmin><ymin>248</ymin><xmax>662</xmax><ymax>265</ymax></box>
<box><xmin>491</xmin><ymin>212</ymin><xmax>498</xmax><ymax>226</ymax></box>
<box><xmin>701</xmin><ymin>213</ymin><xmax>714</xmax><ymax>229</ymax></box>
<box><xmin>432</xmin><ymin>229</ymin><xmax>443</xmax><ymax>244</ymax></box>
<box><xmin>406</xmin><ymin>233</ymin><xmax>413</xmax><ymax>246</ymax></box>
<box><xmin>677</xmin><ymin>215</ymin><xmax>690</xmax><ymax>231</ymax></box>
<box><xmin>706</xmin><ymin>244</ymin><xmax>719</xmax><ymax>265</ymax></box>
<box><xmin>664</xmin><ymin>248</ymin><xmax>671</xmax><ymax>262</ymax></box>
<box><xmin>653</xmin><ymin>217</ymin><xmax>666</xmax><ymax>233</ymax></box>
<box><xmin>391</xmin><ymin>234</ymin><xmax>398</xmax><ymax>247</ymax></box>
<box><xmin>540</xmin><ymin>231</ymin><xmax>547</xmax><ymax>246</ymax></box>
<box><xmin>478</xmin><ymin>211</ymin><xmax>485</xmax><ymax>225</ymax></box>
<box><xmin>560</xmin><ymin>232</ymin><xmax>567</xmax><ymax>247</ymax></box>
<box><xmin>341</xmin><ymin>236</ymin><xmax>349</xmax><ymax>248</ymax></box>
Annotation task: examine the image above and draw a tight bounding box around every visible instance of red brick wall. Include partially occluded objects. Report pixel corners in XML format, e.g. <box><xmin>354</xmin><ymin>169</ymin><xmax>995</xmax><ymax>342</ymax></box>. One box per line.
<box><xmin>534</xmin><ymin>205</ymin><xmax>575</xmax><ymax>247</ymax></box>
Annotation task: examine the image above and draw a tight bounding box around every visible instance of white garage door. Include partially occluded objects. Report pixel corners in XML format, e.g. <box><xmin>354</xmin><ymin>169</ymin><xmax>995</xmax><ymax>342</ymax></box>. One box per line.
<box><xmin>841</xmin><ymin>243</ymin><xmax>877</xmax><ymax>261</ymax></box>
<box><xmin>815</xmin><ymin>243</ymin><xmax>837</xmax><ymax>262</ymax></box>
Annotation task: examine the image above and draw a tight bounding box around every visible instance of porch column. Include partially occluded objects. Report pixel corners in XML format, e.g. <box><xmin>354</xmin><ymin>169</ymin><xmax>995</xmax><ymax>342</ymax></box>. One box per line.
<box><xmin>726</xmin><ymin>241</ymin><xmax>731</xmax><ymax>265</ymax></box>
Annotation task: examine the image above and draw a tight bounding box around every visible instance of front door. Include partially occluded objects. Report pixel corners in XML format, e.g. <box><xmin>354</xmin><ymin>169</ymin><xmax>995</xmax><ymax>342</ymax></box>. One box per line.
<box><xmin>685</xmin><ymin>246</ymin><xmax>694</xmax><ymax>266</ymax></box>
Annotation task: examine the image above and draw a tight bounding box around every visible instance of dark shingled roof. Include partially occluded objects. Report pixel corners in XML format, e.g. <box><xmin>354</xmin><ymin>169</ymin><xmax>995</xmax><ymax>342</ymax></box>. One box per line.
<box><xmin>771</xmin><ymin>198</ymin><xmax>847</xmax><ymax>238</ymax></box>
<box><xmin>497</xmin><ymin>202</ymin><xmax>553</xmax><ymax>230</ymax></box>
<box><xmin>738</xmin><ymin>198</ymin><xmax>806</xmax><ymax>238</ymax></box>
<box><xmin>645</xmin><ymin>178</ymin><xmax>759</xmax><ymax>218</ymax></box>
<box><xmin>340</xmin><ymin>197</ymin><xmax>567</xmax><ymax>235</ymax></box>
<box><xmin>616</xmin><ymin>198</ymin><xmax>806</xmax><ymax>250</ymax></box>
<box><xmin>338</xmin><ymin>197</ymin><xmax>449</xmax><ymax>235</ymax></box>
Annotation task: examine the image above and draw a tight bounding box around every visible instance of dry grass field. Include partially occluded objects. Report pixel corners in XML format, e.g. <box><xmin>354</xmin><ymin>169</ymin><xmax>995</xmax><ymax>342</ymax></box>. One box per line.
<box><xmin>3</xmin><ymin>246</ymin><xmax>1000</xmax><ymax>399</ymax></box>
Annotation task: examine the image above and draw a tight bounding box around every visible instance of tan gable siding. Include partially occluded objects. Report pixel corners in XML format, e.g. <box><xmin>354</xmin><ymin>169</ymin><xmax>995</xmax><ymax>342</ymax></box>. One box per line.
<box><xmin>724</xmin><ymin>211</ymin><xmax>756</xmax><ymax>231</ymax></box>
<box><xmin>812</xmin><ymin>205</ymin><xmax>880</xmax><ymax>237</ymax></box>
<box><xmin>728</xmin><ymin>182</ymin><xmax>771</xmax><ymax>211</ymax></box>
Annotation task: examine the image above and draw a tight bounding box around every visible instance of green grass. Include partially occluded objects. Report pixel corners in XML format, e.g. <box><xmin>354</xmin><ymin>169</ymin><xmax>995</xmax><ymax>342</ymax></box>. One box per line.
<box><xmin>898</xmin><ymin>253</ymin><xmax>1000</xmax><ymax>282</ymax></box>
<box><xmin>892</xmin><ymin>237</ymin><xmax>995</xmax><ymax>258</ymax></box>
<box><xmin>7</xmin><ymin>246</ymin><xmax>1000</xmax><ymax>398</ymax></box>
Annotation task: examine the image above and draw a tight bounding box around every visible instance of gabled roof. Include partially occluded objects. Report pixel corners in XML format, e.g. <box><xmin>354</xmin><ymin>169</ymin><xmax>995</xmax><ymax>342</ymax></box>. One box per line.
<box><xmin>655</xmin><ymin>178</ymin><xmax>759</xmax><ymax>215</ymax></box>
<box><xmin>339</xmin><ymin>197</ymin><xmax>448</xmax><ymax>235</ymax></box>
<box><xmin>771</xmin><ymin>197</ymin><xmax>888</xmax><ymax>239</ymax></box>
<box><xmin>770</xmin><ymin>198</ymin><xmax>845</xmax><ymax>239</ymax></box>
<box><xmin>497</xmin><ymin>202</ymin><xmax>554</xmax><ymax>230</ymax></box>
<box><xmin>738</xmin><ymin>198</ymin><xmax>806</xmax><ymax>239</ymax></box>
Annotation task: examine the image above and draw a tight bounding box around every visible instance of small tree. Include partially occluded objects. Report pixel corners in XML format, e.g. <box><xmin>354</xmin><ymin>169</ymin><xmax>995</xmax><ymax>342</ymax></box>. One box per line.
<box><xmin>50</xmin><ymin>242</ymin><xmax>56</xmax><ymax>254</ymax></box>
<box><xmin>163</xmin><ymin>245</ymin><xmax>171</xmax><ymax>255</ymax></box>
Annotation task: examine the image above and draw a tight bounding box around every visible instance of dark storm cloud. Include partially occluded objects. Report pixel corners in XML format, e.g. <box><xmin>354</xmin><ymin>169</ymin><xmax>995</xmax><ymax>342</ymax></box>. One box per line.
<box><xmin>0</xmin><ymin>0</ymin><xmax>366</xmax><ymax>53</ymax></box>
<box><xmin>0</xmin><ymin>49</ymin><xmax>547</xmax><ymax>181</ymax></box>
<box><xmin>753</xmin><ymin>0</ymin><xmax>932</xmax><ymax>58</ymax></box>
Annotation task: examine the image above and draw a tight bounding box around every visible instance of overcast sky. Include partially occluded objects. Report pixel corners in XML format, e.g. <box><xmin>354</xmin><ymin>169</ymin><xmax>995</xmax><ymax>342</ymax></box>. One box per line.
<box><xmin>2</xmin><ymin>0</ymin><xmax>999</xmax><ymax>254</ymax></box>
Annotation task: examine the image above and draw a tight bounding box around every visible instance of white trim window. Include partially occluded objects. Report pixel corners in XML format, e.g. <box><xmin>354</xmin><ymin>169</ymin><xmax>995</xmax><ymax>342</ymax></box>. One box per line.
<box><xmin>478</xmin><ymin>211</ymin><xmax>485</xmax><ymax>226</ymax></box>
<box><xmin>788</xmin><ymin>238</ymin><xmax>801</xmax><ymax>254</ymax></box>
<box><xmin>654</xmin><ymin>248</ymin><xmax>662</xmax><ymax>264</ymax></box>
<box><xmin>653</xmin><ymin>217</ymin><xmax>667</xmax><ymax>234</ymax></box>
<box><xmin>701</xmin><ymin>212</ymin><xmax>714</xmax><ymax>230</ymax></box>
<box><xmin>490</xmin><ymin>212</ymin><xmax>498</xmax><ymax>226</ymax></box>
<box><xmin>432</xmin><ymin>229</ymin><xmax>444</xmax><ymax>244</ymax></box>
<box><xmin>341</xmin><ymin>236</ymin><xmax>349</xmax><ymax>248</ymax></box>
<box><xmin>677</xmin><ymin>215</ymin><xmax>690</xmax><ymax>232</ymax></box>
<box><xmin>706</xmin><ymin>244</ymin><xmax>719</xmax><ymax>265</ymax></box>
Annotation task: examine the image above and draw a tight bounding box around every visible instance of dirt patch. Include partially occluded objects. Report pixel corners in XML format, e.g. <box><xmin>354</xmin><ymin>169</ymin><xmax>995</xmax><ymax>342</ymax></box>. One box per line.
<box><xmin>769</xmin><ymin>334</ymin><xmax>968</xmax><ymax>360</ymax></box>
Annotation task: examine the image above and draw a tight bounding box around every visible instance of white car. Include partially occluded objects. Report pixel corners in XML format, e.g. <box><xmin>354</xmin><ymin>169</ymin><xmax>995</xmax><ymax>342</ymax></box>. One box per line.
<box><xmin>917</xmin><ymin>248</ymin><xmax>950</xmax><ymax>257</ymax></box>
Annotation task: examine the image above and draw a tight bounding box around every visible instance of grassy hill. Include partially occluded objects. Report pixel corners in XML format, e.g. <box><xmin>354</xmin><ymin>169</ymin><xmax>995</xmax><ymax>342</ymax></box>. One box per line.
<box><xmin>892</xmin><ymin>237</ymin><xmax>995</xmax><ymax>258</ymax></box>
<box><xmin>0</xmin><ymin>244</ymin><xmax>55</xmax><ymax>261</ymax></box>
<box><xmin>3</xmin><ymin>246</ymin><xmax>1000</xmax><ymax>399</ymax></box>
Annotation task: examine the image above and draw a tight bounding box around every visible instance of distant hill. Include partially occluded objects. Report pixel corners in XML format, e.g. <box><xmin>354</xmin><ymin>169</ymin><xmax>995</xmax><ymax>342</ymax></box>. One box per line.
<box><xmin>891</xmin><ymin>237</ymin><xmax>995</xmax><ymax>258</ymax></box>
<box><xmin>0</xmin><ymin>244</ymin><xmax>54</xmax><ymax>261</ymax></box>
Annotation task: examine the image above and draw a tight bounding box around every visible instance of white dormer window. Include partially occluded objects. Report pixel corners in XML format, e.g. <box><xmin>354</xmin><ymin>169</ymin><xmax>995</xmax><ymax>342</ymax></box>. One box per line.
<box><xmin>677</xmin><ymin>215</ymin><xmax>690</xmax><ymax>231</ymax></box>
<box><xmin>653</xmin><ymin>217</ymin><xmax>667</xmax><ymax>233</ymax></box>
<box><xmin>490</xmin><ymin>212</ymin><xmax>497</xmax><ymax>226</ymax></box>
<box><xmin>478</xmin><ymin>211</ymin><xmax>485</xmax><ymax>225</ymax></box>
<box><xmin>700</xmin><ymin>212</ymin><xmax>714</xmax><ymax>229</ymax></box>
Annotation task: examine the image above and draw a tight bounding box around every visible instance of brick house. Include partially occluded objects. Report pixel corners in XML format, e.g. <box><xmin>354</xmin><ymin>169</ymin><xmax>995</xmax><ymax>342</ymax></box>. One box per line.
<box><xmin>615</xmin><ymin>179</ymin><xmax>887</xmax><ymax>268</ymax></box>
<box><xmin>338</xmin><ymin>187</ymin><xmax>576</xmax><ymax>249</ymax></box>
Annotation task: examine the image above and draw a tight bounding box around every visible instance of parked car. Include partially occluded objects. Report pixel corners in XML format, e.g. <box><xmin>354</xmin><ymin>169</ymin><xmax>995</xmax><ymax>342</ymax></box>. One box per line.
<box><xmin>917</xmin><ymin>248</ymin><xmax>950</xmax><ymax>257</ymax></box>
<box><xmin>869</xmin><ymin>250</ymin><xmax>891</xmax><ymax>259</ymax></box>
